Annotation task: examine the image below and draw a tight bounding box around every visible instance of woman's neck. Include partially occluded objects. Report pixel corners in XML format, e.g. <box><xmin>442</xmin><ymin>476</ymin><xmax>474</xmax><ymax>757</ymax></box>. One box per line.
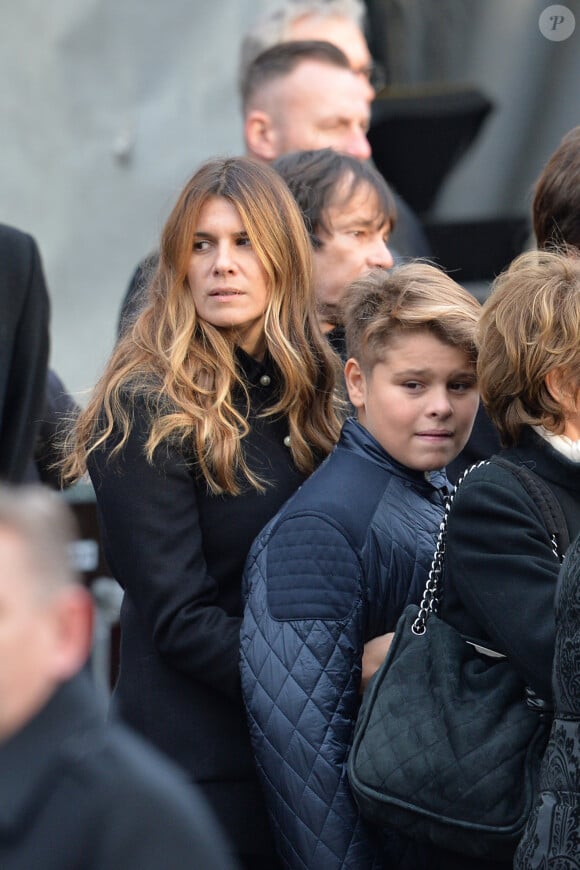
<box><xmin>238</xmin><ymin>334</ymin><xmax>266</xmax><ymax>362</ymax></box>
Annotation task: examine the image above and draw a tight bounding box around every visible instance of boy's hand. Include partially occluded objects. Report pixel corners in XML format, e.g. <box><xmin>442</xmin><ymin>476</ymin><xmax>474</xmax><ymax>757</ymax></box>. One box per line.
<box><xmin>360</xmin><ymin>632</ymin><xmax>394</xmax><ymax>693</ymax></box>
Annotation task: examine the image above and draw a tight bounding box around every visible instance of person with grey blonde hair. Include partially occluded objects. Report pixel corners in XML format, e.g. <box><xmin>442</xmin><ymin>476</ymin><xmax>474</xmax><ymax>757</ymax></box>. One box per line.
<box><xmin>432</xmin><ymin>249</ymin><xmax>580</xmax><ymax>869</ymax></box>
<box><xmin>241</xmin><ymin>263</ymin><xmax>481</xmax><ymax>868</ymax></box>
<box><xmin>239</xmin><ymin>0</ymin><xmax>375</xmax><ymax>97</ymax></box>
<box><xmin>0</xmin><ymin>485</ymin><xmax>238</xmax><ymax>870</ymax></box>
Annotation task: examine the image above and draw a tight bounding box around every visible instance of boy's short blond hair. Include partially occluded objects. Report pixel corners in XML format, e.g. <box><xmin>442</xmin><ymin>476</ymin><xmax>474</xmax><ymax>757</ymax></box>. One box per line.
<box><xmin>477</xmin><ymin>249</ymin><xmax>580</xmax><ymax>445</ymax></box>
<box><xmin>343</xmin><ymin>263</ymin><xmax>480</xmax><ymax>374</ymax></box>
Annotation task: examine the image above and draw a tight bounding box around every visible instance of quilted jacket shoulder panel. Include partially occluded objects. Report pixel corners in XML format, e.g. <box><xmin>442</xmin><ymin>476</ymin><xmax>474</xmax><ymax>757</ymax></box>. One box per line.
<box><xmin>266</xmin><ymin>513</ymin><xmax>363</xmax><ymax>621</ymax></box>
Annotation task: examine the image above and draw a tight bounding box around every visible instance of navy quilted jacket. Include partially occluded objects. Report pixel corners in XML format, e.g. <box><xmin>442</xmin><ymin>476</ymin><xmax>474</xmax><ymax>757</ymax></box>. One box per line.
<box><xmin>241</xmin><ymin>419</ymin><xmax>448</xmax><ymax>869</ymax></box>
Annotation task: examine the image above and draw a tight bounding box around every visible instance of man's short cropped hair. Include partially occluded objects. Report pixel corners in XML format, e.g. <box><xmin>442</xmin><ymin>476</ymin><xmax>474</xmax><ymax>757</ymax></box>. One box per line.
<box><xmin>477</xmin><ymin>249</ymin><xmax>580</xmax><ymax>445</ymax></box>
<box><xmin>240</xmin><ymin>0</ymin><xmax>367</xmax><ymax>86</ymax></box>
<box><xmin>241</xmin><ymin>40</ymin><xmax>350</xmax><ymax>113</ymax></box>
<box><xmin>272</xmin><ymin>148</ymin><xmax>397</xmax><ymax>246</ymax></box>
<box><xmin>532</xmin><ymin>126</ymin><xmax>580</xmax><ymax>251</ymax></box>
<box><xmin>343</xmin><ymin>263</ymin><xmax>480</xmax><ymax>374</ymax></box>
<box><xmin>0</xmin><ymin>485</ymin><xmax>79</xmax><ymax>594</ymax></box>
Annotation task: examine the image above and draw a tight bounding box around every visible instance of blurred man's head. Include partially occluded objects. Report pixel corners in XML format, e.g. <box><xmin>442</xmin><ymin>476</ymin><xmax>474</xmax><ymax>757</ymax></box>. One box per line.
<box><xmin>273</xmin><ymin>149</ymin><xmax>396</xmax><ymax>331</ymax></box>
<box><xmin>240</xmin><ymin>0</ymin><xmax>375</xmax><ymax>99</ymax></box>
<box><xmin>0</xmin><ymin>486</ymin><xmax>92</xmax><ymax>742</ymax></box>
<box><xmin>242</xmin><ymin>41</ymin><xmax>371</xmax><ymax>163</ymax></box>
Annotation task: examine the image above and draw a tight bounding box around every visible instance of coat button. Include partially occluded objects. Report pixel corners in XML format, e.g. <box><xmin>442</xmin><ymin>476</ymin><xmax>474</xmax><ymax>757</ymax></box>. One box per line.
<box><xmin>283</xmin><ymin>435</ymin><xmax>291</xmax><ymax>447</ymax></box>
<box><xmin>259</xmin><ymin>374</ymin><xmax>271</xmax><ymax>387</ymax></box>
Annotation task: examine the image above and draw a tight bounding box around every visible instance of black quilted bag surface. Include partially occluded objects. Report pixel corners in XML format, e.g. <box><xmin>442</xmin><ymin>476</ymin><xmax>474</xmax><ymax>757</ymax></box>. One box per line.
<box><xmin>348</xmin><ymin>602</ymin><xmax>549</xmax><ymax>860</ymax></box>
<box><xmin>348</xmin><ymin>459</ymin><xmax>564</xmax><ymax>861</ymax></box>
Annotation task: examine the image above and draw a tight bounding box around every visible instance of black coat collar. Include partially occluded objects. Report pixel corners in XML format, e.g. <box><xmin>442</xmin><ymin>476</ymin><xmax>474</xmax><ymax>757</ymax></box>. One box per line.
<box><xmin>235</xmin><ymin>346</ymin><xmax>276</xmax><ymax>385</ymax></box>
<box><xmin>503</xmin><ymin>426</ymin><xmax>580</xmax><ymax>493</ymax></box>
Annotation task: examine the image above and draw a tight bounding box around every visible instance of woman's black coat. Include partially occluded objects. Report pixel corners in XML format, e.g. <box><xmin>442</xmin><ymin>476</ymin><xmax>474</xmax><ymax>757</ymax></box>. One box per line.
<box><xmin>88</xmin><ymin>349</ymin><xmax>306</xmax><ymax>858</ymax></box>
<box><xmin>442</xmin><ymin>427</ymin><xmax>580</xmax><ymax>702</ymax></box>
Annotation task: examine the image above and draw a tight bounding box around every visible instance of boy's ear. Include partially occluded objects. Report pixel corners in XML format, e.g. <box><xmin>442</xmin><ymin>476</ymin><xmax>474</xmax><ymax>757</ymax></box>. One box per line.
<box><xmin>344</xmin><ymin>357</ymin><xmax>366</xmax><ymax>409</ymax></box>
<box><xmin>244</xmin><ymin>110</ymin><xmax>278</xmax><ymax>162</ymax></box>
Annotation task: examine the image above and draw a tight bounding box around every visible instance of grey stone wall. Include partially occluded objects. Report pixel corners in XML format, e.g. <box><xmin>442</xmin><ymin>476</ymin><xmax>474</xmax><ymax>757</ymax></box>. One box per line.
<box><xmin>0</xmin><ymin>0</ymin><xmax>276</xmax><ymax>397</ymax></box>
<box><xmin>2</xmin><ymin>0</ymin><xmax>579</xmax><ymax>397</ymax></box>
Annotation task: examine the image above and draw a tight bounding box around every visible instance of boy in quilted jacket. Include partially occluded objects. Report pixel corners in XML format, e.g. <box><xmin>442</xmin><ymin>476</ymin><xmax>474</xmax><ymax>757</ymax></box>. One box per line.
<box><xmin>240</xmin><ymin>263</ymin><xmax>481</xmax><ymax>869</ymax></box>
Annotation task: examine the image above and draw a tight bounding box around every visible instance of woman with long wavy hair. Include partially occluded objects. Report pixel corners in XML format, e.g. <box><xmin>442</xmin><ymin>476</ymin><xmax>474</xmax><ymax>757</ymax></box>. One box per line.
<box><xmin>64</xmin><ymin>156</ymin><xmax>341</xmax><ymax>868</ymax></box>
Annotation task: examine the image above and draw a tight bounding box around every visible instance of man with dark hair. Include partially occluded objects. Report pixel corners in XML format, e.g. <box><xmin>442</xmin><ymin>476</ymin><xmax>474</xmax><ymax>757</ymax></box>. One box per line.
<box><xmin>272</xmin><ymin>148</ymin><xmax>395</xmax><ymax>357</ymax></box>
<box><xmin>0</xmin><ymin>484</ymin><xmax>237</xmax><ymax>870</ymax></box>
<box><xmin>532</xmin><ymin>126</ymin><xmax>580</xmax><ymax>251</ymax></box>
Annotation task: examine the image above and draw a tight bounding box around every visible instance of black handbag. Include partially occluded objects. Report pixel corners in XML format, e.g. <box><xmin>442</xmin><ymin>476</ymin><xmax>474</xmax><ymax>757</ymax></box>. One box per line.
<box><xmin>348</xmin><ymin>458</ymin><xmax>568</xmax><ymax>861</ymax></box>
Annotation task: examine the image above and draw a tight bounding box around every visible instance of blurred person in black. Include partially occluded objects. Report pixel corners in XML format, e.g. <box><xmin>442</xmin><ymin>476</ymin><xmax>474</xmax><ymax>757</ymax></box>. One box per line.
<box><xmin>0</xmin><ymin>224</ymin><xmax>49</xmax><ymax>483</ymax></box>
<box><xmin>0</xmin><ymin>484</ymin><xmax>238</xmax><ymax>870</ymax></box>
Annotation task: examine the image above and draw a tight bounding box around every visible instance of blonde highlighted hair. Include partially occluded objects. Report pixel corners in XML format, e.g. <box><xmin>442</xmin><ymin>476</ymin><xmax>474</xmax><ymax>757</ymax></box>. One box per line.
<box><xmin>477</xmin><ymin>249</ymin><xmax>580</xmax><ymax>445</ymax></box>
<box><xmin>343</xmin><ymin>262</ymin><xmax>480</xmax><ymax>373</ymax></box>
<box><xmin>64</xmin><ymin>157</ymin><xmax>341</xmax><ymax>494</ymax></box>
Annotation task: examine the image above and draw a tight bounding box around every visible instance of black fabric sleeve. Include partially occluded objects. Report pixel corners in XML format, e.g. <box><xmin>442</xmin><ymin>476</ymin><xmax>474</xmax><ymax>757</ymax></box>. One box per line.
<box><xmin>446</xmin><ymin>471</ymin><xmax>560</xmax><ymax>700</ymax></box>
<box><xmin>89</xmin><ymin>403</ymin><xmax>243</xmax><ymax>701</ymax></box>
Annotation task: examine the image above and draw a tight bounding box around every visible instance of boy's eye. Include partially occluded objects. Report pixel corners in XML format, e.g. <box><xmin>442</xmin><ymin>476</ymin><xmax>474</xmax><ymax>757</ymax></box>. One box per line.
<box><xmin>449</xmin><ymin>381</ymin><xmax>475</xmax><ymax>393</ymax></box>
<box><xmin>403</xmin><ymin>381</ymin><xmax>423</xmax><ymax>391</ymax></box>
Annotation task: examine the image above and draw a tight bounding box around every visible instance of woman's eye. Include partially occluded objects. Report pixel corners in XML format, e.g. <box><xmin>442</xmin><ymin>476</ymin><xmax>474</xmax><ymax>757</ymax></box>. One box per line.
<box><xmin>236</xmin><ymin>236</ymin><xmax>252</xmax><ymax>247</ymax></box>
<box><xmin>193</xmin><ymin>240</ymin><xmax>209</xmax><ymax>252</ymax></box>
